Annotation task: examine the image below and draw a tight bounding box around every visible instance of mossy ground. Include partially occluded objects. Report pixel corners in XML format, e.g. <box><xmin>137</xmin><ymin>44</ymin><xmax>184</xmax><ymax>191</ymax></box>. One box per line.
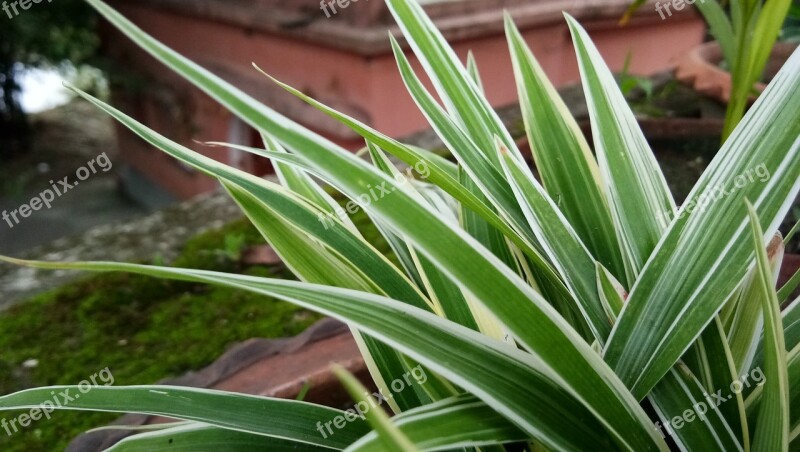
<box><xmin>0</xmin><ymin>208</ymin><xmax>390</xmax><ymax>451</ymax></box>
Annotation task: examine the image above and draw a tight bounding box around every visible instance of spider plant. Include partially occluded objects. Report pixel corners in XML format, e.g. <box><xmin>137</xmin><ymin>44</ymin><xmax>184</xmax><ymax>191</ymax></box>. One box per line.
<box><xmin>1</xmin><ymin>0</ymin><xmax>799</xmax><ymax>450</ymax></box>
<box><xmin>623</xmin><ymin>0</ymin><xmax>793</xmax><ymax>141</ymax></box>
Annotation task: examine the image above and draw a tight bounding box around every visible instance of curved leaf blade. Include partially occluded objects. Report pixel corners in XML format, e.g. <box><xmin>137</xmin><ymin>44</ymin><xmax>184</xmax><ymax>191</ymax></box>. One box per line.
<box><xmin>0</xmin><ymin>386</ymin><xmax>366</xmax><ymax>449</ymax></box>
<box><xmin>107</xmin><ymin>423</ymin><xmax>332</xmax><ymax>452</ymax></box>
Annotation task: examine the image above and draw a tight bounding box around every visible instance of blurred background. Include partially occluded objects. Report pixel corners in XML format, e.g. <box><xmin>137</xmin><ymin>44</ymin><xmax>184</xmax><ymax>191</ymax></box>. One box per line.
<box><xmin>0</xmin><ymin>0</ymin><xmax>798</xmax><ymax>450</ymax></box>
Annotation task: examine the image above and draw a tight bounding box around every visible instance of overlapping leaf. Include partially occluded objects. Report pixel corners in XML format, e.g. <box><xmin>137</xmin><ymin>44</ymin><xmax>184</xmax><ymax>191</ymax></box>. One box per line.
<box><xmin>606</xmin><ymin>46</ymin><xmax>800</xmax><ymax>398</ymax></box>
<box><xmin>0</xmin><ymin>386</ymin><xmax>367</xmax><ymax>449</ymax></box>
<box><xmin>0</xmin><ymin>255</ymin><xmax>654</xmax><ymax>451</ymax></box>
<box><xmin>78</xmin><ymin>3</ymin><xmax>666</xmax><ymax>450</ymax></box>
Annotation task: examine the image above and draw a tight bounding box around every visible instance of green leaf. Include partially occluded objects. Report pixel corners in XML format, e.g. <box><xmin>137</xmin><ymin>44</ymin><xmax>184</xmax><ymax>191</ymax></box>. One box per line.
<box><xmin>746</xmin><ymin>202</ymin><xmax>790</xmax><ymax>452</ymax></box>
<box><xmin>107</xmin><ymin>423</ymin><xmax>332</xmax><ymax>451</ymax></box>
<box><xmin>349</xmin><ymin>394</ymin><xmax>527</xmax><ymax>451</ymax></box>
<box><xmin>648</xmin><ymin>363</ymin><xmax>744</xmax><ymax>451</ymax></box>
<box><xmin>596</xmin><ymin>263</ymin><xmax>625</xmax><ymax>325</ymax></box>
<box><xmin>333</xmin><ymin>365</ymin><xmax>419</xmax><ymax>452</ymax></box>
<box><xmin>785</xmin><ymin>217</ymin><xmax>800</xmax><ymax>244</ymax></box>
<box><xmin>465</xmin><ymin>51</ymin><xmax>484</xmax><ymax>94</ymax></box>
<box><xmin>784</xmin><ymin>296</ymin><xmax>800</xmax><ymax>352</ymax></box>
<box><xmin>498</xmin><ymin>146</ymin><xmax>610</xmax><ymax>341</ymax></box>
<box><xmin>694</xmin><ymin>0</ymin><xmax>736</xmax><ymax>67</ymax></box>
<box><xmin>728</xmin><ymin>235</ymin><xmax>784</xmax><ymax>374</ymax></box>
<box><xmin>566</xmin><ymin>14</ymin><xmax>676</xmax><ymax>282</ymax></box>
<box><xmin>786</xmin><ymin>344</ymin><xmax>800</xmax><ymax>447</ymax></box>
<box><xmin>262</xmin><ymin>134</ymin><xmax>349</xmax><ymax>227</ymax></box>
<box><xmin>724</xmin><ymin>0</ymin><xmax>792</xmax><ymax>139</ymax></box>
<box><xmin>0</xmin><ymin>385</ymin><xmax>367</xmax><ymax>449</ymax></box>
<box><xmin>387</xmin><ymin>36</ymin><xmax>535</xmax><ymax>254</ymax></box>
<box><xmin>681</xmin><ymin>317</ymin><xmax>750</xmax><ymax>447</ymax></box>
<box><xmin>605</xmin><ymin>46</ymin><xmax>800</xmax><ymax>399</ymax></box>
<box><xmin>384</xmin><ymin>0</ymin><xmax>520</xmax><ymax>164</ymax></box>
<box><xmin>366</xmin><ymin>143</ymin><xmax>479</xmax><ymax>332</ymax></box>
<box><xmin>223</xmin><ymin>180</ymin><xmax>435</xmax><ymax>412</ymax></box>
<box><xmin>0</xmin><ymin>256</ymin><xmax>659</xmax><ymax>451</ymax></box>
<box><xmin>456</xmin><ymin>167</ymin><xmax>528</xmax><ymax>340</ymax></box>
<box><xmin>618</xmin><ymin>0</ymin><xmax>647</xmax><ymax>25</ymax></box>
<box><xmin>749</xmin><ymin>295</ymin><xmax>800</xmax><ymax>401</ymax></box>
<box><xmin>505</xmin><ymin>14</ymin><xmax>626</xmax><ymax>284</ymax></box>
<box><xmin>595</xmin><ymin>261</ymin><xmax>745</xmax><ymax>450</ymax></box>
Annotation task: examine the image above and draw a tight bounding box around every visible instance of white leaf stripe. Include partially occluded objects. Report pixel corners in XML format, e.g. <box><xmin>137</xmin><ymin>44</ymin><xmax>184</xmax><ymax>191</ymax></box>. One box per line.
<box><xmin>566</xmin><ymin>15</ymin><xmax>676</xmax><ymax>281</ymax></box>
<box><xmin>606</xmin><ymin>46</ymin><xmax>800</xmax><ymax>398</ymax></box>
<box><xmin>348</xmin><ymin>395</ymin><xmax>527</xmax><ymax>451</ymax></box>
<box><xmin>0</xmin><ymin>385</ymin><xmax>367</xmax><ymax>449</ymax></box>
<box><xmin>2</xmin><ymin>257</ymin><xmax>635</xmax><ymax>451</ymax></box>
<box><xmin>746</xmin><ymin>203</ymin><xmax>790</xmax><ymax>452</ymax></box>
<box><xmin>384</xmin><ymin>0</ymin><xmax>521</xmax><ymax>164</ymax></box>
<box><xmin>499</xmin><ymin>148</ymin><xmax>610</xmax><ymax>341</ymax></box>
<box><xmin>505</xmin><ymin>15</ymin><xmax>626</xmax><ymax>284</ymax></box>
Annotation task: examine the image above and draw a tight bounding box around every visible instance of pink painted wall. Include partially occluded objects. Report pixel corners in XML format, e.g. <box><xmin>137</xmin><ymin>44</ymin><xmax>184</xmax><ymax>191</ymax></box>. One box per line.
<box><xmin>103</xmin><ymin>4</ymin><xmax>705</xmax><ymax>200</ymax></box>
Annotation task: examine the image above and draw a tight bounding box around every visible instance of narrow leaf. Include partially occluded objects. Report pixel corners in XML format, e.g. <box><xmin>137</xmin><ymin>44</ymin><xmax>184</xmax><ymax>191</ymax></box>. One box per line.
<box><xmin>746</xmin><ymin>201</ymin><xmax>790</xmax><ymax>452</ymax></box>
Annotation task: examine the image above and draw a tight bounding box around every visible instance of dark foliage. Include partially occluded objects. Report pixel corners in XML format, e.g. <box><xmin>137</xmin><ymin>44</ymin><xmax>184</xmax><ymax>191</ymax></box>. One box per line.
<box><xmin>0</xmin><ymin>0</ymin><xmax>99</xmax><ymax>160</ymax></box>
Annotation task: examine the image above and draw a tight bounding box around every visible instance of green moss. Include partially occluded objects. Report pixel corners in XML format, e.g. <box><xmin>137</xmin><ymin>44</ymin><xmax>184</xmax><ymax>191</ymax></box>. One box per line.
<box><xmin>0</xmin><ymin>203</ymin><xmax>393</xmax><ymax>450</ymax></box>
<box><xmin>0</xmin><ymin>218</ymin><xmax>320</xmax><ymax>451</ymax></box>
